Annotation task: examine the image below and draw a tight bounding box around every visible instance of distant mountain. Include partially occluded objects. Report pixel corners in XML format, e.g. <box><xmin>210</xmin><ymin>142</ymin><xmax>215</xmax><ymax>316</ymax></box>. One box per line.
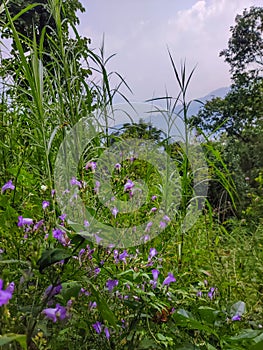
<box><xmin>107</xmin><ymin>86</ymin><xmax>230</xmax><ymax>141</ymax></box>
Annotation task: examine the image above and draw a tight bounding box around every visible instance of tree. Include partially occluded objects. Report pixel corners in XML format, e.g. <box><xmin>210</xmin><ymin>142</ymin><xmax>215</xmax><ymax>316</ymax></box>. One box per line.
<box><xmin>191</xmin><ymin>6</ymin><xmax>263</xmax><ymax>218</ymax></box>
<box><xmin>191</xmin><ymin>78</ymin><xmax>263</xmax><ymax>139</ymax></box>
<box><xmin>219</xmin><ymin>6</ymin><xmax>263</xmax><ymax>81</ymax></box>
<box><xmin>0</xmin><ymin>0</ymin><xmax>90</xmax><ymax>90</ymax></box>
<box><xmin>191</xmin><ymin>6</ymin><xmax>263</xmax><ymax>138</ymax></box>
<box><xmin>0</xmin><ymin>0</ymin><xmax>85</xmax><ymax>52</ymax></box>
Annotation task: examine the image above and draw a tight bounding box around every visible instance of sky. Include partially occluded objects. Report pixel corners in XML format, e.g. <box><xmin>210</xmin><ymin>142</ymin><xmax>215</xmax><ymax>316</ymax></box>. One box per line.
<box><xmin>77</xmin><ymin>0</ymin><xmax>262</xmax><ymax>102</ymax></box>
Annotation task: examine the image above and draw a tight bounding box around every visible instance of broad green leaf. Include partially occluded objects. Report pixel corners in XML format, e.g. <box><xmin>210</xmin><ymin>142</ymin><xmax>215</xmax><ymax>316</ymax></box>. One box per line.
<box><xmin>61</xmin><ymin>281</ymin><xmax>82</xmax><ymax>300</ymax></box>
<box><xmin>230</xmin><ymin>301</ymin><xmax>246</xmax><ymax>317</ymax></box>
<box><xmin>172</xmin><ymin>309</ymin><xmax>218</xmax><ymax>337</ymax></box>
<box><xmin>250</xmin><ymin>333</ymin><xmax>263</xmax><ymax>350</ymax></box>
<box><xmin>0</xmin><ymin>334</ymin><xmax>27</xmax><ymax>349</ymax></box>
<box><xmin>37</xmin><ymin>248</ymin><xmax>72</xmax><ymax>272</ymax></box>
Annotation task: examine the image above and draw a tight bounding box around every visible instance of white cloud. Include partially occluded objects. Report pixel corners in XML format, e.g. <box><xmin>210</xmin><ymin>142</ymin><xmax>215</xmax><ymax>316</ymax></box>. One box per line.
<box><xmin>79</xmin><ymin>0</ymin><xmax>263</xmax><ymax>101</ymax></box>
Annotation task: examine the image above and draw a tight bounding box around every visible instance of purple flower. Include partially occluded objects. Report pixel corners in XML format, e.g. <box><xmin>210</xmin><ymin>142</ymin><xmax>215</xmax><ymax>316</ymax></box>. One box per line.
<box><xmin>93</xmin><ymin>267</ymin><xmax>101</xmax><ymax>276</ymax></box>
<box><xmin>141</xmin><ymin>234</ymin><xmax>150</xmax><ymax>243</ymax></box>
<box><xmin>112</xmin><ymin>207</ymin><xmax>118</xmax><ymax>218</ymax></box>
<box><xmin>42</xmin><ymin>201</ymin><xmax>50</xmax><ymax>209</ymax></box>
<box><xmin>44</xmin><ymin>284</ymin><xmax>62</xmax><ymax>299</ymax></box>
<box><xmin>94</xmin><ymin>181</ymin><xmax>100</xmax><ymax>194</ymax></box>
<box><xmin>59</xmin><ymin>214</ymin><xmax>67</xmax><ymax>221</ymax></box>
<box><xmin>89</xmin><ymin>301</ymin><xmax>97</xmax><ymax>309</ymax></box>
<box><xmin>150</xmin><ymin>269</ymin><xmax>160</xmax><ymax>289</ymax></box>
<box><xmin>0</xmin><ymin>279</ymin><xmax>14</xmax><ymax>307</ymax></box>
<box><xmin>84</xmin><ymin>220</ymin><xmax>90</xmax><ymax>227</ymax></box>
<box><xmin>33</xmin><ymin>219</ymin><xmax>44</xmax><ymax>231</ymax></box>
<box><xmin>79</xmin><ymin>248</ymin><xmax>85</xmax><ymax>257</ymax></box>
<box><xmin>94</xmin><ymin>234</ymin><xmax>103</xmax><ymax>245</ymax></box>
<box><xmin>53</xmin><ymin>228</ymin><xmax>69</xmax><ymax>246</ymax></box>
<box><xmin>232</xmin><ymin>314</ymin><xmax>241</xmax><ymax>321</ymax></box>
<box><xmin>104</xmin><ymin>327</ymin><xmax>110</xmax><ymax>340</ymax></box>
<box><xmin>124</xmin><ymin>179</ymin><xmax>134</xmax><ymax>191</ymax></box>
<box><xmin>85</xmin><ymin>161</ymin><xmax>97</xmax><ymax>172</ymax></box>
<box><xmin>106</xmin><ymin>279</ymin><xmax>118</xmax><ymax>292</ymax></box>
<box><xmin>163</xmin><ymin>272</ymin><xmax>176</xmax><ymax>286</ymax></box>
<box><xmin>152</xmin><ymin>269</ymin><xmax>160</xmax><ymax>281</ymax></box>
<box><xmin>17</xmin><ymin>216</ymin><xmax>33</xmax><ymax>227</ymax></box>
<box><xmin>196</xmin><ymin>291</ymin><xmax>202</xmax><ymax>297</ymax></box>
<box><xmin>92</xmin><ymin>321</ymin><xmax>102</xmax><ymax>334</ymax></box>
<box><xmin>145</xmin><ymin>221</ymin><xmax>153</xmax><ymax>232</ymax></box>
<box><xmin>151</xmin><ymin>207</ymin><xmax>157</xmax><ymax>213</ymax></box>
<box><xmin>119</xmin><ymin>250</ymin><xmax>129</xmax><ymax>262</ymax></box>
<box><xmin>115</xmin><ymin>163</ymin><xmax>121</xmax><ymax>171</ymax></box>
<box><xmin>51</xmin><ymin>189</ymin><xmax>56</xmax><ymax>197</ymax></box>
<box><xmin>159</xmin><ymin>221</ymin><xmax>166</xmax><ymax>229</ymax></box>
<box><xmin>70</xmin><ymin>177</ymin><xmax>82</xmax><ymax>188</ymax></box>
<box><xmin>163</xmin><ymin>215</ymin><xmax>170</xmax><ymax>222</ymax></box>
<box><xmin>42</xmin><ymin>304</ymin><xmax>67</xmax><ymax>322</ymax></box>
<box><xmin>208</xmin><ymin>287</ymin><xmax>216</xmax><ymax>300</ymax></box>
<box><xmin>151</xmin><ymin>195</ymin><xmax>157</xmax><ymax>201</ymax></box>
<box><xmin>148</xmin><ymin>247</ymin><xmax>158</xmax><ymax>261</ymax></box>
<box><xmin>1</xmin><ymin>180</ymin><xmax>15</xmax><ymax>193</ymax></box>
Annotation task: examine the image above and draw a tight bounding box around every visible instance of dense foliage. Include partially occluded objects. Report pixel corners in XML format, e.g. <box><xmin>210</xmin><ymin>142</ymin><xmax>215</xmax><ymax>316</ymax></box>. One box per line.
<box><xmin>0</xmin><ymin>2</ymin><xmax>262</xmax><ymax>349</ymax></box>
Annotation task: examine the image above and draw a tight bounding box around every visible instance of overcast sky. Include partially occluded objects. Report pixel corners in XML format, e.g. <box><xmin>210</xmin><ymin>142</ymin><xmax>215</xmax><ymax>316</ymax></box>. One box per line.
<box><xmin>77</xmin><ymin>0</ymin><xmax>262</xmax><ymax>102</ymax></box>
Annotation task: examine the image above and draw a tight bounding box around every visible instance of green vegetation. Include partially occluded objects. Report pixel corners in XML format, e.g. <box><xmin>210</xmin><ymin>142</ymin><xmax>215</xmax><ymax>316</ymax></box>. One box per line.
<box><xmin>0</xmin><ymin>2</ymin><xmax>262</xmax><ymax>349</ymax></box>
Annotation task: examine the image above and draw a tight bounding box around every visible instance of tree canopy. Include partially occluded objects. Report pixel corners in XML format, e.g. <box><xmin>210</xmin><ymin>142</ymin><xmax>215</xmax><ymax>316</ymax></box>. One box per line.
<box><xmin>219</xmin><ymin>6</ymin><xmax>263</xmax><ymax>81</ymax></box>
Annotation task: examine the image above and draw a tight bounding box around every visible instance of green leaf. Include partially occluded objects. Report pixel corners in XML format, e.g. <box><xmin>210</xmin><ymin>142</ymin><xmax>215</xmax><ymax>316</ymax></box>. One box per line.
<box><xmin>172</xmin><ymin>309</ymin><xmax>218</xmax><ymax>338</ymax></box>
<box><xmin>250</xmin><ymin>332</ymin><xmax>263</xmax><ymax>350</ymax></box>
<box><xmin>230</xmin><ymin>301</ymin><xmax>246</xmax><ymax>317</ymax></box>
<box><xmin>0</xmin><ymin>334</ymin><xmax>27</xmax><ymax>349</ymax></box>
<box><xmin>37</xmin><ymin>248</ymin><xmax>72</xmax><ymax>273</ymax></box>
<box><xmin>61</xmin><ymin>281</ymin><xmax>81</xmax><ymax>300</ymax></box>
<box><xmin>88</xmin><ymin>283</ymin><xmax>117</xmax><ymax>328</ymax></box>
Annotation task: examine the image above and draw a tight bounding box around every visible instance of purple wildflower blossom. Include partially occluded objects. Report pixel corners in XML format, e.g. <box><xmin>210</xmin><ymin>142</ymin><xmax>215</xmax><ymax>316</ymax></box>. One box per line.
<box><xmin>42</xmin><ymin>304</ymin><xmax>67</xmax><ymax>322</ymax></box>
<box><xmin>145</xmin><ymin>221</ymin><xmax>153</xmax><ymax>232</ymax></box>
<box><xmin>0</xmin><ymin>280</ymin><xmax>15</xmax><ymax>307</ymax></box>
<box><xmin>84</xmin><ymin>220</ymin><xmax>90</xmax><ymax>227</ymax></box>
<box><xmin>104</xmin><ymin>327</ymin><xmax>110</xmax><ymax>340</ymax></box>
<box><xmin>53</xmin><ymin>228</ymin><xmax>69</xmax><ymax>246</ymax></box>
<box><xmin>159</xmin><ymin>221</ymin><xmax>166</xmax><ymax>229</ymax></box>
<box><xmin>42</xmin><ymin>201</ymin><xmax>50</xmax><ymax>209</ymax></box>
<box><xmin>17</xmin><ymin>216</ymin><xmax>33</xmax><ymax>227</ymax></box>
<box><xmin>112</xmin><ymin>207</ymin><xmax>118</xmax><ymax>218</ymax></box>
<box><xmin>1</xmin><ymin>180</ymin><xmax>15</xmax><ymax>193</ymax></box>
<box><xmin>208</xmin><ymin>287</ymin><xmax>216</xmax><ymax>300</ymax></box>
<box><xmin>163</xmin><ymin>272</ymin><xmax>176</xmax><ymax>286</ymax></box>
<box><xmin>232</xmin><ymin>314</ymin><xmax>241</xmax><ymax>321</ymax></box>
<box><xmin>94</xmin><ymin>234</ymin><xmax>103</xmax><ymax>245</ymax></box>
<box><xmin>44</xmin><ymin>284</ymin><xmax>62</xmax><ymax>299</ymax></box>
<box><xmin>148</xmin><ymin>247</ymin><xmax>158</xmax><ymax>261</ymax></box>
<box><xmin>115</xmin><ymin>163</ymin><xmax>121</xmax><ymax>170</ymax></box>
<box><xmin>150</xmin><ymin>269</ymin><xmax>160</xmax><ymax>289</ymax></box>
<box><xmin>59</xmin><ymin>214</ymin><xmax>67</xmax><ymax>221</ymax></box>
<box><xmin>119</xmin><ymin>250</ymin><xmax>129</xmax><ymax>262</ymax></box>
<box><xmin>124</xmin><ymin>179</ymin><xmax>134</xmax><ymax>191</ymax></box>
<box><xmin>33</xmin><ymin>219</ymin><xmax>44</xmax><ymax>231</ymax></box>
<box><xmin>94</xmin><ymin>181</ymin><xmax>100</xmax><ymax>194</ymax></box>
<box><xmin>92</xmin><ymin>321</ymin><xmax>102</xmax><ymax>334</ymax></box>
<box><xmin>163</xmin><ymin>215</ymin><xmax>170</xmax><ymax>222</ymax></box>
<box><xmin>85</xmin><ymin>161</ymin><xmax>97</xmax><ymax>172</ymax></box>
<box><xmin>151</xmin><ymin>207</ymin><xmax>157</xmax><ymax>212</ymax></box>
<box><xmin>151</xmin><ymin>195</ymin><xmax>157</xmax><ymax>201</ymax></box>
<box><xmin>106</xmin><ymin>279</ymin><xmax>118</xmax><ymax>292</ymax></box>
<box><xmin>70</xmin><ymin>177</ymin><xmax>82</xmax><ymax>188</ymax></box>
<box><xmin>89</xmin><ymin>301</ymin><xmax>97</xmax><ymax>309</ymax></box>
